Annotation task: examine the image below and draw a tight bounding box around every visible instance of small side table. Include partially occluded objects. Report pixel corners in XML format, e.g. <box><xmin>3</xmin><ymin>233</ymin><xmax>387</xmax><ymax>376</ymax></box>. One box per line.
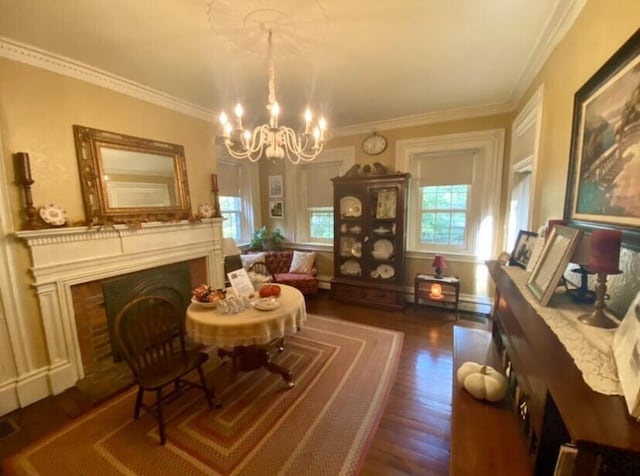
<box><xmin>415</xmin><ymin>274</ymin><xmax>460</xmax><ymax>315</ymax></box>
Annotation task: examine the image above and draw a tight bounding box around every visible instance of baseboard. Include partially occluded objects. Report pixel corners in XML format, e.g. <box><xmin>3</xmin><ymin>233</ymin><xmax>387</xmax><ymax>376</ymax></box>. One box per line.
<box><xmin>0</xmin><ymin>367</ymin><xmax>52</xmax><ymax>416</ymax></box>
<box><xmin>316</xmin><ymin>278</ymin><xmax>492</xmax><ymax>314</ymax></box>
<box><xmin>0</xmin><ymin>379</ymin><xmax>19</xmax><ymax>416</ymax></box>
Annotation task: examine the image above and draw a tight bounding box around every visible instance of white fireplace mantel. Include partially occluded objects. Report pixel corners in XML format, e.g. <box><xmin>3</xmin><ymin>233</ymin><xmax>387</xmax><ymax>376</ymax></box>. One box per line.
<box><xmin>15</xmin><ymin>219</ymin><xmax>224</xmax><ymax>396</ymax></box>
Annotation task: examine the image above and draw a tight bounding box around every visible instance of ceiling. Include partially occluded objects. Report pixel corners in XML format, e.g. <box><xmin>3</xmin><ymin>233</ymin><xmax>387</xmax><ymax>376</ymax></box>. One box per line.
<box><xmin>0</xmin><ymin>0</ymin><xmax>584</xmax><ymax>134</ymax></box>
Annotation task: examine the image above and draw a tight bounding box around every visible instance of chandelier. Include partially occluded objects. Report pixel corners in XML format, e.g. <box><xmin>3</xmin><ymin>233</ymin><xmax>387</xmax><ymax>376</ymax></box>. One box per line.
<box><xmin>218</xmin><ymin>29</ymin><xmax>327</xmax><ymax>164</ymax></box>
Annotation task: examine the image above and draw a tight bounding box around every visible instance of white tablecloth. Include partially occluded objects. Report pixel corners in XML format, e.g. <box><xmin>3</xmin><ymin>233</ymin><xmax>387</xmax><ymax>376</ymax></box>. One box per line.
<box><xmin>502</xmin><ymin>265</ymin><xmax>622</xmax><ymax>396</ymax></box>
<box><xmin>186</xmin><ymin>284</ymin><xmax>307</xmax><ymax>347</ymax></box>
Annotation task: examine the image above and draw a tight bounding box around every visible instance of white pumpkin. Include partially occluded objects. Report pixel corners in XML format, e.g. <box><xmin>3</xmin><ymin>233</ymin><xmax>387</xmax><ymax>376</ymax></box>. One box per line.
<box><xmin>462</xmin><ymin>364</ymin><xmax>507</xmax><ymax>402</ymax></box>
<box><xmin>456</xmin><ymin>361</ymin><xmax>484</xmax><ymax>386</ymax></box>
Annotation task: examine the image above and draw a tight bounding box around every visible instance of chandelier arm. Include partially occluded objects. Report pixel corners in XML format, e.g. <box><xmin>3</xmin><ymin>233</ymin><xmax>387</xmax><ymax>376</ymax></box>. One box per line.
<box><xmin>281</xmin><ymin>128</ymin><xmax>322</xmax><ymax>162</ymax></box>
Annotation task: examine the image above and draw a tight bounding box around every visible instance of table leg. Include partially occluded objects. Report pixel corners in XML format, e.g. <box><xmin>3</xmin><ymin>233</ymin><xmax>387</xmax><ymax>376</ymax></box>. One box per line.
<box><xmin>217</xmin><ymin>345</ymin><xmax>294</xmax><ymax>388</ymax></box>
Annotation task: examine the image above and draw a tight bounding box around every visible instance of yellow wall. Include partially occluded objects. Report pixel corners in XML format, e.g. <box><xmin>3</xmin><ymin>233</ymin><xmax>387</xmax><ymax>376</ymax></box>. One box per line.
<box><xmin>517</xmin><ymin>0</ymin><xmax>640</xmax><ymax>227</ymax></box>
<box><xmin>0</xmin><ymin>58</ymin><xmax>218</xmax><ymax>367</ymax></box>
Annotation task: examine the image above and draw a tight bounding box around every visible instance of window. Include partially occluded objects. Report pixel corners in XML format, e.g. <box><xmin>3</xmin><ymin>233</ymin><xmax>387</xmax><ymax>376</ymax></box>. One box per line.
<box><xmin>285</xmin><ymin>147</ymin><xmax>355</xmax><ymax>246</ymax></box>
<box><xmin>219</xmin><ymin>195</ymin><xmax>242</xmax><ymax>240</ymax></box>
<box><xmin>309</xmin><ymin>206</ymin><xmax>333</xmax><ymax>240</ymax></box>
<box><xmin>420</xmin><ymin>185</ymin><xmax>469</xmax><ymax>247</ymax></box>
<box><xmin>506</xmin><ymin>85</ymin><xmax>543</xmax><ymax>251</ymax></box>
<box><xmin>397</xmin><ymin>130</ymin><xmax>505</xmax><ymax>258</ymax></box>
<box><xmin>217</xmin><ymin>155</ymin><xmax>260</xmax><ymax>244</ymax></box>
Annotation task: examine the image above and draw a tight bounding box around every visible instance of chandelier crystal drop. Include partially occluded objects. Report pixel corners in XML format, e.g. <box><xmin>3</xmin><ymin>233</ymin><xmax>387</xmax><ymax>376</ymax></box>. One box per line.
<box><xmin>218</xmin><ymin>30</ymin><xmax>327</xmax><ymax>164</ymax></box>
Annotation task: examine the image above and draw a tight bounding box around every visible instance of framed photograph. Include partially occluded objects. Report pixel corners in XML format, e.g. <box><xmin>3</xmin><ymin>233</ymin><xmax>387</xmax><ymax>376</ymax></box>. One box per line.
<box><xmin>509</xmin><ymin>230</ymin><xmax>538</xmax><ymax>268</ymax></box>
<box><xmin>376</xmin><ymin>189</ymin><xmax>397</xmax><ymax>219</ymax></box>
<box><xmin>269</xmin><ymin>200</ymin><xmax>284</xmax><ymax>218</ymax></box>
<box><xmin>527</xmin><ymin>226</ymin><xmax>582</xmax><ymax>306</ymax></box>
<box><xmin>269</xmin><ymin>175</ymin><xmax>283</xmax><ymax>198</ymax></box>
<box><xmin>563</xmin><ymin>28</ymin><xmax>640</xmax><ymax>250</ymax></box>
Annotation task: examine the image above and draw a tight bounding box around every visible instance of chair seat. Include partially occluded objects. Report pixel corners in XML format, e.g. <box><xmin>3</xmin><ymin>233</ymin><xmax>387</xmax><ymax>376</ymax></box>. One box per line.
<box><xmin>137</xmin><ymin>350</ymin><xmax>208</xmax><ymax>390</ymax></box>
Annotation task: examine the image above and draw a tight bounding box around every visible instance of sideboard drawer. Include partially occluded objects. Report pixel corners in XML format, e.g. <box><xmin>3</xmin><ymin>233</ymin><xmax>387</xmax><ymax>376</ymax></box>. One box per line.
<box><xmin>332</xmin><ymin>283</ymin><xmax>366</xmax><ymax>299</ymax></box>
<box><xmin>365</xmin><ymin>287</ymin><xmax>399</xmax><ymax>305</ymax></box>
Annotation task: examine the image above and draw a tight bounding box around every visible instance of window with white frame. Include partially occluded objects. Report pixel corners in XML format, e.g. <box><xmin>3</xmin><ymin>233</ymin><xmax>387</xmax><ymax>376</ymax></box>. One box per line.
<box><xmin>397</xmin><ymin>130</ymin><xmax>504</xmax><ymax>258</ymax></box>
<box><xmin>217</xmin><ymin>155</ymin><xmax>260</xmax><ymax>244</ymax></box>
<box><xmin>285</xmin><ymin>147</ymin><xmax>355</xmax><ymax>245</ymax></box>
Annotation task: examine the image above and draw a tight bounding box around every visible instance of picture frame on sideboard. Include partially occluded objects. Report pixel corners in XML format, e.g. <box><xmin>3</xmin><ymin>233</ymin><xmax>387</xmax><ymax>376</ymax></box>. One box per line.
<box><xmin>527</xmin><ymin>225</ymin><xmax>582</xmax><ymax>306</ymax></box>
<box><xmin>509</xmin><ymin>230</ymin><xmax>538</xmax><ymax>269</ymax></box>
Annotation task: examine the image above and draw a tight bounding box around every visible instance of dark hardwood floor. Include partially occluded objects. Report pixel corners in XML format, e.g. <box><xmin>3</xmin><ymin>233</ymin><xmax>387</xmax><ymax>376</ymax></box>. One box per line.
<box><xmin>0</xmin><ymin>291</ymin><xmax>489</xmax><ymax>475</ymax></box>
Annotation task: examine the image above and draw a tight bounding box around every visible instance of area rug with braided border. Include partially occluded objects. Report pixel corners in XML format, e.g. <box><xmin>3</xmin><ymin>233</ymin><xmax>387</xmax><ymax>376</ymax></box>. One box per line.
<box><xmin>5</xmin><ymin>315</ymin><xmax>403</xmax><ymax>476</ymax></box>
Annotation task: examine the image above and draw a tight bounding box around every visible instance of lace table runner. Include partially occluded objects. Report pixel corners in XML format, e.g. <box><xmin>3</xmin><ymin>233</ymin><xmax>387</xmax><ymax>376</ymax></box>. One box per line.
<box><xmin>502</xmin><ymin>266</ymin><xmax>622</xmax><ymax>396</ymax></box>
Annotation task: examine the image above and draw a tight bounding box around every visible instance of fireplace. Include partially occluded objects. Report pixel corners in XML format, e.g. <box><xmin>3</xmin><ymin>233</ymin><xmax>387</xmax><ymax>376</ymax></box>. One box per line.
<box><xmin>16</xmin><ymin>220</ymin><xmax>224</xmax><ymax>397</ymax></box>
<box><xmin>73</xmin><ymin>259</ymin><xmax>205</xmax><ymax>372</ymax></box>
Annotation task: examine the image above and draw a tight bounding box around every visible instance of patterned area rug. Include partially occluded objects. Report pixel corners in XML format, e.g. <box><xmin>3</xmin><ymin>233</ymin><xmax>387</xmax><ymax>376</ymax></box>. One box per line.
<box><xmin>4</xmin><ymin>315</ymin><xmax>403</xmax><ymax>475</ymax></box>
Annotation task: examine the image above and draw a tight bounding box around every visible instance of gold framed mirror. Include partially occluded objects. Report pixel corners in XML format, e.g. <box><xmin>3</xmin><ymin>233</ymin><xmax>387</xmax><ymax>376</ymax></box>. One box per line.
<box><xmin>73</xmin><ymin>125</ymin><xmax>191</xmax><ymax>224</ymax></box>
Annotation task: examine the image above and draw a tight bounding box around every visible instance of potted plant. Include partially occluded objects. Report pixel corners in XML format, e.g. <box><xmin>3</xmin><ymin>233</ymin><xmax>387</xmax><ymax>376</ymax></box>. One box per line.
<box><xmin>250</xmin><ymin>226</ymin><xmax>286</xmax><ymax>250</ymax></box>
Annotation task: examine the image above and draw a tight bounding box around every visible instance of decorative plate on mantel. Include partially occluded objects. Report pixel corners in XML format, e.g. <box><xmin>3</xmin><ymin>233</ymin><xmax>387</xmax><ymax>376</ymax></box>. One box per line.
<box><xmin>39</xmin><ymin>204</ymin><xmax>66</xmax><ymax>227</ymax></box>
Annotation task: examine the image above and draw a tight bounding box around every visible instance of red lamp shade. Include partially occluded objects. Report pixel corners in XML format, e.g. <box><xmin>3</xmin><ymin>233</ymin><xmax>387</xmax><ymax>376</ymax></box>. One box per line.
<box><xmin>432</xmin><ymin>255</ymin><xmax>447</xmax><ymax>270</ymax></box>
<box><xmin>432</xmin><ymin>255</ymin><xmax>447</xmax><ymax>277</ymax></box>
<box><xmin>589</xmin><ymin>230</ymin><xmax>622</xmax><ymax>274</ymax></box>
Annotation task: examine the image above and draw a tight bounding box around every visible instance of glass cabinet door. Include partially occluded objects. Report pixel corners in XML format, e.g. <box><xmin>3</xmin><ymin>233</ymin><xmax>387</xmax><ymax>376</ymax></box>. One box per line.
<box><xmin>365</xmin><ymin>185</ymin><xmax>401</xmax><ymax>283</ymax></box>
<box><xmin>336</xmin><ymin>193</ymin><xmax>364</xmax><ymax>278</ymax></box>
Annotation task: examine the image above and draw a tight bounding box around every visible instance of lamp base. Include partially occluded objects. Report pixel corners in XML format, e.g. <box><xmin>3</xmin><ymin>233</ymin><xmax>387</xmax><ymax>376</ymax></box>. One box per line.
<box><xmin>578</xmin><ymin>308</ymin><xmax>618</xmax><ymax>329</ymax></box>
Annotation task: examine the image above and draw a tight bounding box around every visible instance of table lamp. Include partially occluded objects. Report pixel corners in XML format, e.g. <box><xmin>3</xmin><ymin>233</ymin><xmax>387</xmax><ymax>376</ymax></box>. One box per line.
<box><xmin>570</xmin><ymin>233</ymin><xmax>596</xmax><ymax>304</ymax></box>
<box><xmin>578</xmin><ymin>230</ymin><xmax>622</xmax><ymax>329</ymax></box>
<box><xmin>432</xmin><ymin>255</ymin><xmax>447</xmax><ymax>278</ymax></box>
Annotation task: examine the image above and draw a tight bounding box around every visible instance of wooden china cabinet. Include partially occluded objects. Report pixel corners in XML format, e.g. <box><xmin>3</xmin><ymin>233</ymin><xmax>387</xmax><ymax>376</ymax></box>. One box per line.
<box><xmin>330</xmin><ymin>171</ymin><xmax>409</xmax><ymax>310</ymax></box>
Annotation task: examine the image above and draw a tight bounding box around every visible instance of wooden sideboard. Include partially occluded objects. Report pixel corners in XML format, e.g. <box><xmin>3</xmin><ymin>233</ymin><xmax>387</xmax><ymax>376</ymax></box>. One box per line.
<box><xmin>486</xmin><ymin>260</ymin><xmax>640</xmax><ymax>475</ymax></box>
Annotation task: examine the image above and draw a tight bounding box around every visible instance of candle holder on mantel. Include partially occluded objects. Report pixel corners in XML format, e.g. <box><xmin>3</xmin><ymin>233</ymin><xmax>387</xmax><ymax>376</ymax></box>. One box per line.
<box><xmin>211</xmin><ymin>173</ymin><xmax>222</xmax><ymax>218</ymax></box>
<box><xmin>14</xmin><ymin>152</ymin><xmax>43</xmax><ymax>230</ymax></box>
<box><xmin>569</xmin><ymin>233</ymin><xmax>596</xmax><ymax>304</ymax></box>
<box><xmin>578</xmin><ymin>230</ymin><xmax>622</xmax><ymax>329</ymax></box>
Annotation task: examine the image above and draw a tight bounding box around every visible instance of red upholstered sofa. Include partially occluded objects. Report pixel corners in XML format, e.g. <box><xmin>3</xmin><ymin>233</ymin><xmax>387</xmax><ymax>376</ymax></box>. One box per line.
<box><xmin>243</xmin><ymin>250</ymin><xmax>318</xmax><ymax>296</ymax></box>
<box><xmin>266</xmin><ymin>251</ymin><xmax>318</xmax><ymax>296</ymax></box>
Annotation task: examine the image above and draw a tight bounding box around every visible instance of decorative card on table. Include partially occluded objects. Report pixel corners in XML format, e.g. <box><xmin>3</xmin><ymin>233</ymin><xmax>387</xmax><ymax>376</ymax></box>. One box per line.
<box><xmin>227</xmin><ymin>268</ymin><xmax>255</xmax><ymax>299</ymax></box>
<box><xmin>613</xmin><ymin>290</ymin><xmax>640</xmax><ymax>421</ymax></box>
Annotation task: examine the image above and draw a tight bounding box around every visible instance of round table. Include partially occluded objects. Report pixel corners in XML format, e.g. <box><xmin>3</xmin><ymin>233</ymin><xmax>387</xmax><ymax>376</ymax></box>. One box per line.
<box><xmin>186</xmin><ymin>284</ymin><xmax>306</xmax><ymax>387</ymax></box>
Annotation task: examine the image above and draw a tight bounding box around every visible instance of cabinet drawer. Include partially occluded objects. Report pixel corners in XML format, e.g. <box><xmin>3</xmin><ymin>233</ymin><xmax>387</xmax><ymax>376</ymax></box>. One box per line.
<box><xmin>333</xmin><ymin>283</ymin><xmax>366</xmax><ymax>299</ymax></box>
<box><xmin>365</xmin><ymin>288</ymin><xmax>399</xmax><ymax>305</ymax></box>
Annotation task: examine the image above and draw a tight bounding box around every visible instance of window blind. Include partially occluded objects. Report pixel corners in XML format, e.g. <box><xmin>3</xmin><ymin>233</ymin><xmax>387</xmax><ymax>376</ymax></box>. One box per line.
<box><xmin>416</xmin><ymin>150</ymin><xmax>476</xmax><ymax>187</ymax></box>
<box><xmin>218</xmin><ymin>161</ymin><xmax>240</xmax><ymax>196</ymax></box>
<box><xmin>304</xmin><ymin>162</ymin><xmax>341</xmax><ymax>207</ymax></box>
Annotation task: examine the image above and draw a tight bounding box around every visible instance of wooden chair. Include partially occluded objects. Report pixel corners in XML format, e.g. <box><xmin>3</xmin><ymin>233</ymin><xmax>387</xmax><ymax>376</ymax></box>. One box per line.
<box><xmin>112</xmin><ymin>295</ymin><xmax>216</xmax><ymax>445</ymax></box>
<box><xmin>248</xmin><ymin>261</ymin><xmax>275</xmax><ymax>282</ymax></box>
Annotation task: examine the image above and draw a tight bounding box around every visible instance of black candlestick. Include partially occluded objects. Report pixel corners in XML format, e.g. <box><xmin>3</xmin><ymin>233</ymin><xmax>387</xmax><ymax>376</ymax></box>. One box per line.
<box><xmin>14</xmin><ymin>152</ymin><xmax>43</xmax><ymax>229</ymax></box>
<box><xmin>570</xmin><ymin>265</ymin><xmax>596</xmax><ymax>304</ymax></box>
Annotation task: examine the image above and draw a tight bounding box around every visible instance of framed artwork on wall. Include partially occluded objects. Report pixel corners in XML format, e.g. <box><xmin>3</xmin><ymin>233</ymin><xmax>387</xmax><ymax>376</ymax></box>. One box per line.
<box><xmin>509</xmin><ymin>230</ymin><xmax>538</xmax><ymax>269</ymax></box>
<box><xmin>527</xmin><ymin>225</ymin><xmax>582</xmax><ymax>306</ymax></box>
<box><xmin>564</xmin><ymin>28</ymin><xmax>640</xmax><ymax>250</ymax></box>
<box><xmin>269</xmin><ymin>175</ymin><xmax>283</xmax><ymax>198</ymax></box>
<box><xmin>269</xmin><ymin>200</ymin><xmax>284</xmax><ymax>218</ymax></box>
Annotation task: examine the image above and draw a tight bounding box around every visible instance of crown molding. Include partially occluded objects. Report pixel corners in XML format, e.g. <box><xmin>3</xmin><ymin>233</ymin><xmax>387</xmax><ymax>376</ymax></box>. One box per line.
<box><xmin>331</xmin><ymin>101</ymin><xmax>514</xmax><ymax>137</ymax></box>
<box><xmin>0</xmin><ymin>37</ymin><xmax>214</xmax><ymax>122</ymax></box>
<box><xmin>510</xmin><ymin>0</ymin><xmax>586</xmax><ymax>103</ymax></box>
